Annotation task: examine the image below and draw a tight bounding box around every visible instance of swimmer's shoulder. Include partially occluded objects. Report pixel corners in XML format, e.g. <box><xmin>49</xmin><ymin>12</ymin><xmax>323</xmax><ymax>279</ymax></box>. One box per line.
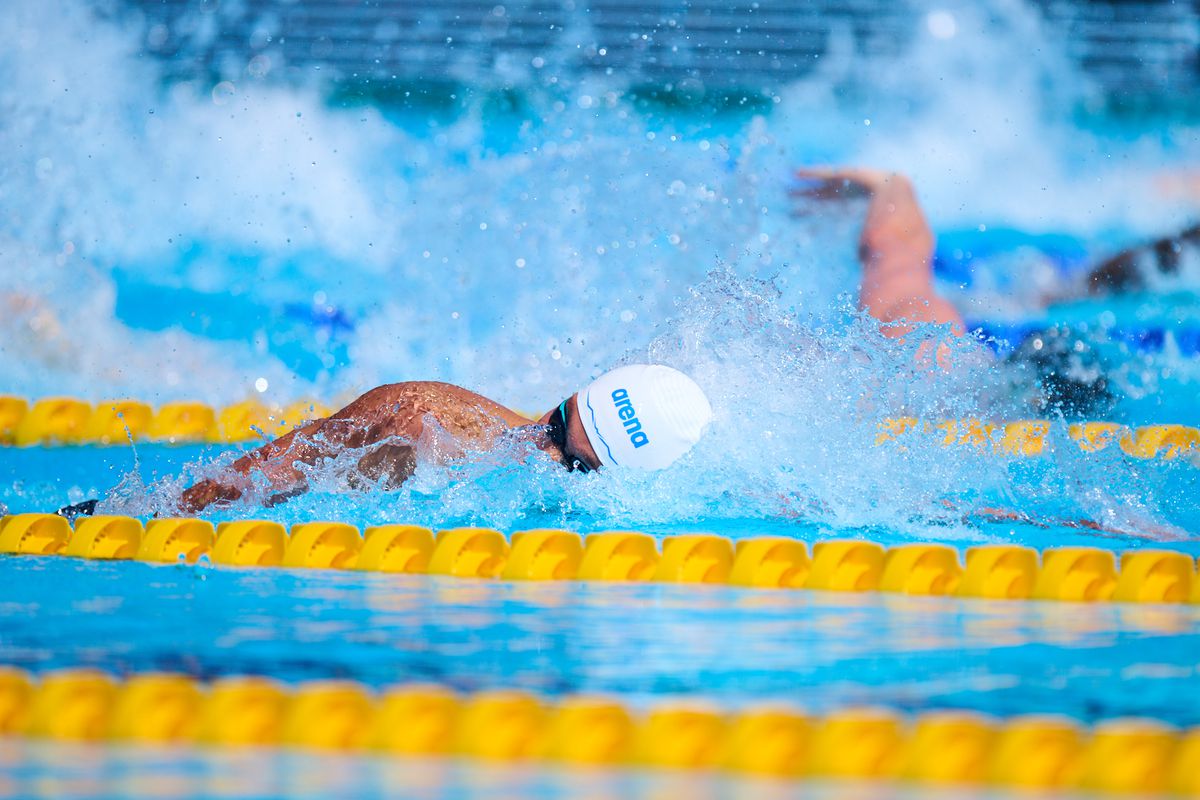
<box><xmin>372</xmin><ymin>381</ymin><xmax>533</xmax><ymax>426</ymax></box>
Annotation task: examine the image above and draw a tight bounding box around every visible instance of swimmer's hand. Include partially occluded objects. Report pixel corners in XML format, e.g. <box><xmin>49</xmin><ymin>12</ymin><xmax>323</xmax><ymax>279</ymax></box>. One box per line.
<box><xmin>179</xmin><ymin>478</ymin><xmax>244</xmax><ymax>513</ymax></box>
<box><xmin>792</xmin><ymin>165</ymin><xmax>962</xmax><ymax>348</ymax></box>
<box><xmin>790</xmin><ymin>166</ymin><xmax>904</xmax><ymax>202</ymax></box>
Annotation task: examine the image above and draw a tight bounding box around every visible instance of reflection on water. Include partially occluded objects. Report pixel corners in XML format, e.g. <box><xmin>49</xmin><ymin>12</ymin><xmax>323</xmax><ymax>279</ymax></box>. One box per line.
<box><xmin>0</xmin><ymin>740</ymin><xmax>1073</xmax><ymax>800</ymax></box>
<box><xmin>1</xmin><ymin>557</ymin><xmax>1198</xmax><ymax>726</ymax></box>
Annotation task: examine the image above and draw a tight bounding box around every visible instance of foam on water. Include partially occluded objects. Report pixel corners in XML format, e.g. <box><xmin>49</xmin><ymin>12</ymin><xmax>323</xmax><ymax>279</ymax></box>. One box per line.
<box><xmin>2</xmin><ymin>0</ymin><xmax>1197</xmax><ymax>537</ymax></box>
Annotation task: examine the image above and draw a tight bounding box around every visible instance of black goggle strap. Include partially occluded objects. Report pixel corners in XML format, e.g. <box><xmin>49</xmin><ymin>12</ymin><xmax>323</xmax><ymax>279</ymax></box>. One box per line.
<box><xmin>553</xmin><ymin>398</ymin><xmax>591</xmax><ymax>473</ymax></box>
<box><xmin>545</xmin><ymin>400</ymin><xmax>568</xmax><ymax>450</ymax></box>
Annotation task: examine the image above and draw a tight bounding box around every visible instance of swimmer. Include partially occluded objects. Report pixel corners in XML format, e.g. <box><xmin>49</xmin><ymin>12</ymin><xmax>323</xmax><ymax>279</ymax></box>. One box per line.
<box><xmin>177</xmin><ymin>364</ymin><xmax>714</xmax><ymax>512</ymax></box>
<box><xmin>171</xmin><ymin>165</ymin><xmax>1090</xmax><ymax>513</ymax></box>
<box><xmin>175</xmin><ymin>169</ymin><xmax>968</xmax><ymax>513</ymax></box>
<box><xmin>173</xmin><ymin>168</ymin><xmax>971</xmax><ymax>514</ymax></box>
<box><xmin>793</xmin><ymin>166</ymin><xmax>1115</xmax><ymax>417</ymax></box>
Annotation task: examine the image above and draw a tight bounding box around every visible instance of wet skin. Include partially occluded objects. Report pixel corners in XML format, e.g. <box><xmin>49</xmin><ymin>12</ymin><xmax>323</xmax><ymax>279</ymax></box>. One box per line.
<box><xmin>180</xmin><ymin>382</ymin><xmax>601</xmax><ymax>512</ymax></box>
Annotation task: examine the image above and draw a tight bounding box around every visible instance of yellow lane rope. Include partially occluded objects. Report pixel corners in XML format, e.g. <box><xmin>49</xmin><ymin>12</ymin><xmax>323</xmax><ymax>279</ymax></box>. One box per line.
<box><xmin>0</xmin><ymin>396</ymin><xmax>333</xmax><ymax>445</ymax></box>
<box><xmin>0</xmin><ymin>666</ymin><xmax>1196</xmax><ymax>794</ymax></box>
<box><xmin>1</xmin><ymin>515</ymin><xmax>1197</xmax><ymax>604</ymax></box>
<box><xmin>1</xmin><ymin>395</ymin><xmax>1197</xmax><ymax>461</ymax></box>
<box><xmin>878</xmin><ymin>417</ymin><xmax>1199</xmax><ymax>460</ymax></box>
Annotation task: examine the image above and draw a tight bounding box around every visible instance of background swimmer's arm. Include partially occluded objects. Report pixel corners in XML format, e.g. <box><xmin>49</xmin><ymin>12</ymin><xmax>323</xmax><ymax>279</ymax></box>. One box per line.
<box><xmin>179</xmin><ymin>382</ymin><xmax>519</xmax><ymax>512</ymax></box>
<box><xmin>968</xmin><ymin>506</ymin><xmax>1186</xmax><ymax>540</ymax></box>
<box><xmin>794</xmin><ymin>167</ymin><xmax>964</xmax><ymax>337</ymax></box>
<box><xmin>1081</xmin><ymin>223</ymin><xmax>1199</xmax><ymax>296</ymax></box>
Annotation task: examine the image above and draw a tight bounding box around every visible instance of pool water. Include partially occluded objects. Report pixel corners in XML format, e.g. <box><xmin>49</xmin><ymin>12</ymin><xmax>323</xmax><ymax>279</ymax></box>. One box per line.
<box><xmin>4</xmin><ymin>554</ymin><xmax>1200</xmax><ymax>723</ymax></box>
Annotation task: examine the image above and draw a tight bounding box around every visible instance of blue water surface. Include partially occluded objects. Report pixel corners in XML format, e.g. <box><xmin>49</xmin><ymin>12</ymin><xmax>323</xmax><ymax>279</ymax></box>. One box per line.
<box><xmin>3</xmin><ymin>553</ymin><xmax>1199</xmax><ymax>724</ymax></box>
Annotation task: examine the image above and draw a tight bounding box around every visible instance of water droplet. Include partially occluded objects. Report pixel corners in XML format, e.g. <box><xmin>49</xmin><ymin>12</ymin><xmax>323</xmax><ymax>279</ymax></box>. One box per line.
<box><xmin>211</xmin><ymin>81</ymin><xmax>236</xmax><ymax>105</ymax></box>
<box><xmin>926</xmin><ymin>10</ymin><xmax>957</xmax><ymax>39</ymax></box>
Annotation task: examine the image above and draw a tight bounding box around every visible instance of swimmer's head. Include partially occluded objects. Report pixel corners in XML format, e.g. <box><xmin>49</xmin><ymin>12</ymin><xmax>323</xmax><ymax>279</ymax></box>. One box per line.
<box><xmin>1007</xmin><ymin>325</ymin><xmax>1115</xmax><ymax>418</ymax></box>
<box><xmin>577</xmin><ymin>364</ymin><xmax>714</xmax><ymax>470</ymax></box>
<box><xmin>540</xmin><ymin>364</ymin><xmax>714</xmax><ymax>472</ymax></box>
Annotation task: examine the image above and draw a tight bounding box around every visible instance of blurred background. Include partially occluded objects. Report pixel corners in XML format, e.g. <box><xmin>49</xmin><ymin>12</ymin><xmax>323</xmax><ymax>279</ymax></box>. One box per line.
<box><xmin>135</xmin><ymin>0</ymin><xmax>1199</xmax><ymax>112</ymax></box>
<box><xmin>2</xmin><ymin>0</ymin><xmax>1196</xmax><ymax>409</ymax></box>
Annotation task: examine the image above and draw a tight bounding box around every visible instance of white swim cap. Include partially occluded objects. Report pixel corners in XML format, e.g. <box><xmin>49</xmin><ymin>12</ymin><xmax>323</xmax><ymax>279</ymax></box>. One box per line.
<box><xmin>577</xmin><ymin>364</ymin><xmax>714</xmax><ymax>470</ymax></box>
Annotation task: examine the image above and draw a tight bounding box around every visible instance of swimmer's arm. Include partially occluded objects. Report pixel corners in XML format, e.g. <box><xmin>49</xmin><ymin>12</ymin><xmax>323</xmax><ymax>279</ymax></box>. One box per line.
<box><xmin>968</xmin><ymin>506</ymin><xmax>1185</xmax><ymax>540</ymax></box>
<box><xmin>1080</xmin><ymin>223</ymin><xmax>1200</xmax><ymax>297</ymax></box>
<box><xmin>795</xmin><ymin>167</ymin><xmax>964</xmax><ymax>337</ymax></box>
<box><xmin>179</xmin><ymin>384</ymin><xmax>425</xmax><ymax>513</ymax></box>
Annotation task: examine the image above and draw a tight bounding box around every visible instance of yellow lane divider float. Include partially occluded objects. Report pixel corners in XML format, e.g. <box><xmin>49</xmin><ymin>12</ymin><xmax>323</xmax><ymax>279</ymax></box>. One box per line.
<box><xmin>0</xmin><ymin>667</ymin><xmax>1197</xmax><ymax>794</ymax></box>
<box><xmin>1</xmin><ymin>514</ymin><xmax>1198</xmax><ymax>605</ymax></box>
<box><xmin>1</xmin><ymin>393</ymin><xmax>1198</xmax><ymax>460</ymax></box>
<box><xmin>0</xmin><ymin>396</ymin><xmax>333</xmax><ymax>445</ymax></box>
<box><xmin>877</xmin><ymin>417</ymin><xmax>1200</xmax><ymax>460</ymax></box>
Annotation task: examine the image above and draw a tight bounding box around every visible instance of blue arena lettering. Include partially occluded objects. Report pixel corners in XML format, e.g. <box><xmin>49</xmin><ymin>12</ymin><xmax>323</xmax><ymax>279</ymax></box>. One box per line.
<box><xmin>611</xmin><ymin>388</ymin><xmax>651</xmax><ymax>448</ymax></box>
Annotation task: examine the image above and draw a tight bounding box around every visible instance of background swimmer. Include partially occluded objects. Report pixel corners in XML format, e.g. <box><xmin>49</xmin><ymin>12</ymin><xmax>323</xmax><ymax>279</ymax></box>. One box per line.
<box><xmin>795</xmin><ymin>165</ymin><xmax>1125</xmax><ymax>417</ymax></box>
